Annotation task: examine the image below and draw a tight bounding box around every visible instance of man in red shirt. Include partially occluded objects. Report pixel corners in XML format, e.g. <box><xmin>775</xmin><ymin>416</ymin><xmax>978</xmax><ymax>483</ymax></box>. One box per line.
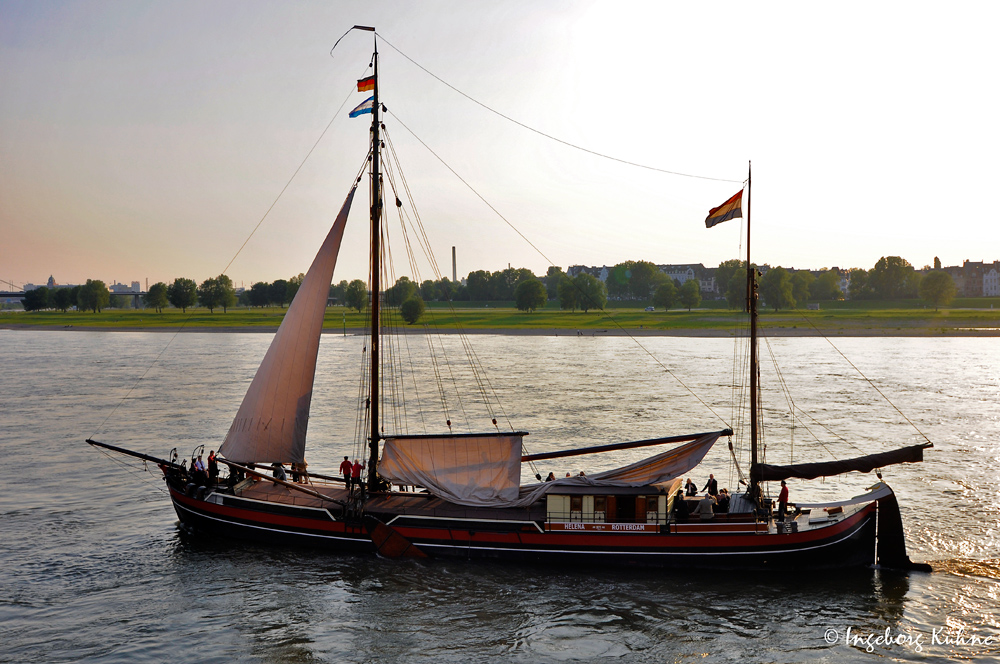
<box><xmin>339</xmin><ymin>456</ymin><xmax>352</xmax><ymax>489</ymax></box>
<box><xmin>351</xmin><ymin>458</ymin><xmax>366</xmax><ymax>493</ymax></box>
<box><xmin>777</xmin><ymin>480</ymin><xmax>789</xmax><ymax>522</ymax></box>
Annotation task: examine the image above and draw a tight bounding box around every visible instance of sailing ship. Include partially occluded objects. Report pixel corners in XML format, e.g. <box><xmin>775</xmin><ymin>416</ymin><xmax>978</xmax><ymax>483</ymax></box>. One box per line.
<box><xmin>89</xmin><ymin>29</ymin><xmax>932</xmax><ymax>571</ymax></box>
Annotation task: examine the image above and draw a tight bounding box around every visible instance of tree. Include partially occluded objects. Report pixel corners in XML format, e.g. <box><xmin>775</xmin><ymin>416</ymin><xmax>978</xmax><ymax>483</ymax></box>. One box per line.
<box><xmin>628</xmin><ymin>261</ymin><xmax>662</xmax><ymax>301</ymax></box>
<box><xmin>287</xmin><ymin>273</ymin><xmax>305</xmax><ymax>303</ymax></box>
<box><xmin>198</xmin><ymin>277</ymin><xmax>220</xmax><ymax>313</ymax></box>
<box><xmin>791</xmin><ymin>271</ymin><xmax>814</xmax><ymax>307</ymax></box>
<box><xmin>167</xmin><ymin>278</ymin><xmax>197</xmax><ymax>313</ymax></box>
<box><xmin>652</xmin><ymin>280</ymin><xmax>677</xmax><ymax>311</ymax></box>
<box><xmin>934</xmin><ymin>256</ymin><xmax>941</xmax><ymax>269</ymax></box>
<box><xmin>387</xmin><ymin>276</ymin><xmax>417</xmax><ymax>306</ymax></box>
<box><xmin>606</xmin><ymin>262</ymin><xmax>635</xmax><ymax>300</ymax></box>
<box><xmin>79</xmin><ymin>279</ymin><xmax>110</xmax><ymax>313</ymax></box>
<box><xmin>514</xmin><ymin>278</ymin><xmax>547</xmax><ymax>312</ymax></box>
<box><xmin>109</xmin><ymin>294</ymin><xmax>130</xmax><ymax>309</ymax></box>
<box><xmin>919</xmin><ymin>271</ymin><xmax>957</xmax><ymax>311</ymax></box>
<box><xmin>557</xmin><ymin>276</ymin><xmax>578</xmax><ymax>311</ymax></box>
<box><xmin>53</xmin><ymin>287</ymin><xmax>74</xmax><ymax>312</ymax></box>
<box><xmin>715</xmin><ymin>259</ymin><xmax>744</xmax><ymax>298</ymax></box>
<box><xmin>489</xmin><ymin>267</ymin><xmax>534</xmax><ymax>300</ymax></box>
<box><xmin>574</xmin><ymin>273</ymin><xmax>606</xmax><ymax>312</ymax></box>
<box><xmin>848</xmin><ymin>268</ymin><xmax>872</xmax><ymax>300</ymax></box>
<box><xmin>269</xmin><ymin>279</ymin><xmax>290</xmax><ymax>308</ymax></box>
<box><xmin>869</xmin><ymin>256</ymin><xmax>920</xmax><ymax>299</ymax></box>
<box><xmin>145</xmin><ymin>282</ymin><xmax>168</xmax><ymax>313</ymax></box>
<box><xmin>725</xmin><ymin>268</ymin><xmax>748</xmax><ymax>310</ymax></box>
<box><xmin>544</xmin><ymin>266</ymin><xmax>565</xmax><ymax>300</ymax></box>
<box><xmin>811</xmin><ymin>270</ymin><xmax>843</xmax><ymax>301</ymax></box>
<box><xmin>248</xmin><ymin>281</ymin><xmax>271</xmax><ymax>308</ymax></box>
<box><xmin>69</xmin><ymin>285</ymin><xmax>82</xmax><ymax>312</ymax></box>
<box><xmin>678</xmin><ymin>279</ymin><xmax>702</xmax><ymax>311</ymax></box>
<box><xmin>213</xmin><ymin>274</ymin><xmax>236</xmax><ymax>313</ymax></box>
<box><xmin>466</xmin><ymin>270</ymin><xmax>490</xmax><ymax>301</ymax></box>
<box><xmin>435</xmin><ymin>277</ymin><xmax>457</xmax><ymax>301</ymax></box>
<box><xmin>420</xmin><ymin>279</ymin><xmax>439</xmax><ymax>301</ymax></box>
<box><xmin>330</xmin><ymin>280</ymin><xmax>348</xmax><ymax>306</ymax></box>
<box><xmin>345</xmin><ymin>279</ymin><xmax>367</xmax><ymax>312</ymax></box>
<box><xmin>399</xmin><ymin>295</ymin><xmax>425</xmax><ymax>324</ymax></box>
<box><xmin>760</xmin><ymin>267</ymin><xmax>794</xmax><ymax>311</ymax></box>
<box><xmin>22</xmin><ymin>286</ymin><xmax>50</xmax><ymax>311</ymax></box>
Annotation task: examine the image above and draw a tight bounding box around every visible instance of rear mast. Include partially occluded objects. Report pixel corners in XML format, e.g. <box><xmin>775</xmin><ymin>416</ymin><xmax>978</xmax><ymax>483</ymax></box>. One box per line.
<box><xmin>367</xmin><ymin>33</ymin><xmax>382</xmax><ymax>490</ymax></box>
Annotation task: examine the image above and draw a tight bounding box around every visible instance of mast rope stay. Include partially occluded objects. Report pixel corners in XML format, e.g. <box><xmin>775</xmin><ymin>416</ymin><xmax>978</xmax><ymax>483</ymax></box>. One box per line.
<box><xmin>373</xmin><ymin>32</ymin><xmax>741</xmax><ymax>184</ymax></box>
<box><xmin>385</xmin><ymin>108</ymin><xmax>731</xmax><ymax>430</ymax></box>
<box><xmin>792</xmin><ymin>310</ymin><xmax>933</xmax><ymax>446</ymax></box>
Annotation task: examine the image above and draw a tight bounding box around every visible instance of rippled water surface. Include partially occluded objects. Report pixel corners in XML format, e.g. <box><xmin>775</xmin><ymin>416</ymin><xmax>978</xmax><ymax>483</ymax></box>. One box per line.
<box><xmin>1</xmin><ymin>330</ymin><xmax>998</xmax><ymax>662</ymax></box>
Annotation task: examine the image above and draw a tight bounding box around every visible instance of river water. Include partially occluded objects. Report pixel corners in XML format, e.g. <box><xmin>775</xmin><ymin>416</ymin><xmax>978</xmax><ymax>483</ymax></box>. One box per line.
<box><xmin>1</xmin><ymin>330</ymin><xmax>998</xmax><ymax>663</ymax></box>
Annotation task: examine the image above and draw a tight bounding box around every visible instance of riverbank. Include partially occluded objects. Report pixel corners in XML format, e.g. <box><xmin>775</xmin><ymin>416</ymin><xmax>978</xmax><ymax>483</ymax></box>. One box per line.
<box><xmin>3</xmin><ymin>305</ymin><xmax>999</xmax><ymax>336</ymax></box>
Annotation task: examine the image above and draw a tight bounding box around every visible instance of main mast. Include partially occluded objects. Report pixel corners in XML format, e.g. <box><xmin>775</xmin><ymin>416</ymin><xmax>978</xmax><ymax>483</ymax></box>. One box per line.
<box><xmin>746</xmin><ymin>163</ymin><xmax>760</xmax><ymax>502</ymax></box>
<box><xmin>367</xmin><ymin>35</ymin><xmax>382</xmax><ymax>490</ymax></box>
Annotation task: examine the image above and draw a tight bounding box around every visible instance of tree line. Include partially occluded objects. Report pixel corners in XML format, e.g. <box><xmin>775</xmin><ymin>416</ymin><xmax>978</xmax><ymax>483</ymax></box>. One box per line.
<box><xmin>20</xmin><ymin>255</ymin><xmax>960</xmax><ymax>317</ymax></box>
<box><xmin>712</xmin><ymin>256</ymin><xmax>957</xmax><ymax>311</ymax></box>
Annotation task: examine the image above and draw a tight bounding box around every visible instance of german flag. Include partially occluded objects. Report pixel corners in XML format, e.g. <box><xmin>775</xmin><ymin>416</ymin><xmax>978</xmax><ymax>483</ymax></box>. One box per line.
<box><xmin>705</xmin><ymin>190</ymin><xmax>743</xmax><ymax>228</ymax></box>
<box><xmin>357</xmin><ymin>76</ymin><xmax>375</xmax><ymax>92</ymax></box>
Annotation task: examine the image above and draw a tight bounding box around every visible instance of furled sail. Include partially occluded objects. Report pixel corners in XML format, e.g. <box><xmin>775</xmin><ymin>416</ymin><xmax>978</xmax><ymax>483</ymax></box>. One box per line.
<box><xmin>505</xmin><ymin>431</ymin><xmax>722</xmax><ymax>508</ymax></box>
<box><xmin>380</xmin><ymin>433</ymin><xmax>525</xmax><ymax>506</ymax></box>
<box><xmin>219</xmin><ymin>187</ymin><xmax>357</xmax><ymax>464</ymax></box>
<box><xmin>381</xmin><ymin>431</ymin><xmax>721</xmax><ymax>508</ymax></box>
<box><xmin>749</xmin><ymin>443</ymin><xmax>931</xmax><ymax>483</ymax></box>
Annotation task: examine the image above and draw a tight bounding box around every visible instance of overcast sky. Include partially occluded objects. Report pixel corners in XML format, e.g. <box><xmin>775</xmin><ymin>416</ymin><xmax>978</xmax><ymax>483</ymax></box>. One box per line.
<box><xmin>2</xmin><ymin>1</ymin><xmax>998</xmax><ymax>289</ymax></box>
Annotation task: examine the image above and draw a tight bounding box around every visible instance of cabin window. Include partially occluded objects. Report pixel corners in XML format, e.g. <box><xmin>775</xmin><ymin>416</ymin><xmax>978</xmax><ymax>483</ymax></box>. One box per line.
<box><xmin>594</xmin><ymin>496</ymin><xmax>607</xmax><ymax>523</ymax></box>
<box><xmin>645</xmin><ymin>496</ymin><xmax>659</xmax><ymax>523</ymax></box>
<box><xmin>570</xmin><ymin>495</ymin><xmax>583</xmax><ymax>521</ymax></box>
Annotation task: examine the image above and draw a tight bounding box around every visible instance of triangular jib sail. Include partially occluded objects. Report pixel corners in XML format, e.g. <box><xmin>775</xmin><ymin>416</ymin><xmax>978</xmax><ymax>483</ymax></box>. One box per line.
<box><xmin>219</xmin><ymin>187</ymin><xmax>357</xmax><ymax>464</ymax></box>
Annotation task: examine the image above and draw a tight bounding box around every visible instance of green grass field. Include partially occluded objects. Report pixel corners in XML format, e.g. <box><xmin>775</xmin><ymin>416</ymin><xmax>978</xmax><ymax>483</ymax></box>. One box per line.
<box><xmin>4</xmin><ymin>301</ymin><xmax>999</xmax><ymax>334</ymax></box>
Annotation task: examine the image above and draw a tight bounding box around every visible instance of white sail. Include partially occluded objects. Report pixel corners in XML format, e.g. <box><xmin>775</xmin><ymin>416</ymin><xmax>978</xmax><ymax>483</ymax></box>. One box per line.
<box><xmin>380</xmin><ymin>434</ymin><xmax>524</xmax><ymax>505</ymax></box>
<box><xmin>219</xmin><ymin>187</ymin><xmax>357</xmax><ymax>464</ymax></box>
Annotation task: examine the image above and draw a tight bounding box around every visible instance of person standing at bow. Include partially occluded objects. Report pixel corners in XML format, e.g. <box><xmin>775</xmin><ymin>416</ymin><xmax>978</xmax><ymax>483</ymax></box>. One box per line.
<box><xmin>702</xmin><ymin>474</ymin><xmax>718</xmax><ymax>497</ymax></box>
<box><xmin>351</xmin><ymin>458</ymin><xmax>366</xmax><ymax>494</ymax></box>
<box><xmin>339</xmin><ymin>456</ymin><xmax>352</xmax><ymax>489</ymax></box>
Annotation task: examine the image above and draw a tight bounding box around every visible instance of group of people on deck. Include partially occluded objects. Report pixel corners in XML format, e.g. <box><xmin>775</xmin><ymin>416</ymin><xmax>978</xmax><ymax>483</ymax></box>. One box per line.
<box><xmin>672</xmin><ymin>474</ymin><xmax>732</xmax><ymax>521</ymax></box>
<box><xmin>673</xmin><ymin>475</ymin><xmax>791</xmax><ymax>522</ymax></box>
<box><xmin>184</xmin><ymin>451</ymin><xmax>219</xmax><ymax>487</ymax></box>
<box><xmin>340</xmin><ymin>456</ymin><xmax>366</xmax><ymax>493</ymax></box>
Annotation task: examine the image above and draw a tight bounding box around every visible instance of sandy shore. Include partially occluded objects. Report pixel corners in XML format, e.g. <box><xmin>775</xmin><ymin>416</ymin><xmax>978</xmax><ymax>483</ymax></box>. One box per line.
<box><xmin>2</xmin><ymin>323</ymin><xmax>998</xmax><ymax>337</ymax></box>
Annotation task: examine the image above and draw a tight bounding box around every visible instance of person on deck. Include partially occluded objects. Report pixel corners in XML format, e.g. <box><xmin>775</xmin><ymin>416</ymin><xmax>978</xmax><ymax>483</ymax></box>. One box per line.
<box><xmin>339</xmin><ymin>456</ymin><xmax>352</xmax><ymax>488</ymax></box>
<box><xmin>271</xmin><ymin>462</ymin><xmax>286</xmax><ymax>484</ymax></box>
<box><xmin>691</xmin><ymin>493</ymin><xmax>717</xmax><ymax>520</ymax></box>
<box><xmin>192</xmin><ymin>456</ymin><xmax>208</xmax><ymax>486</ymax></box>
<box><xmin>545</xmin><ymin>472</ymin><xmax>555</xmax><ymax>482</ymax></box>
<box><xmin>777</xmin><ymin>480</ymin><xmax>789</xmax><ymax>522</ymax></box>
<box><xmin>671</xmin><ymin>489</ymin><xmax>689</xmax><ymax>522</ymax></box>
<box><xmin>207</xmin><ymin>451</ymin><xmax>218</xmax><ymax>483</ymax></box>
<box><xmin>351</xmin><ymin>459</ymin><xmax>366</xmax><ymax>493</ymax></box>
<box><xmin>716</xmin><ymin>488</ymin><xmax>731</xmax><ymax>513</ymax></box>
<box><xmin>684</xmin><ymin>478</ymin><xmax>697</xmax><ymax>496</ymax></box>
<box><xmin>702</xmin><ymin>474</ymin><xmax>718</xmax><ymax>497</ymax></box>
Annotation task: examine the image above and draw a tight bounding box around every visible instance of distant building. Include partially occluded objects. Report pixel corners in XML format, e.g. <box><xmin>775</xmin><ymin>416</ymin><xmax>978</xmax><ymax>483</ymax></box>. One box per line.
<box><xmin>983</xmin><ymin>262</ymin><xmax>1000</xmax><ymax>297</ymax></box>
<box><xmin>109</xmin><ymin>281</ymin><xmax>141</xmax><ymax>294</ymax></box>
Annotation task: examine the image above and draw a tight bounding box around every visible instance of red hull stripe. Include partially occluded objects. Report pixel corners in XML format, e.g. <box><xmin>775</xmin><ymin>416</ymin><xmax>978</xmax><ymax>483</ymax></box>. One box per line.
<box><xmin>171</xmin><ymin>488</ymin><xmax>874</xmax><ymax>557</ymax></box>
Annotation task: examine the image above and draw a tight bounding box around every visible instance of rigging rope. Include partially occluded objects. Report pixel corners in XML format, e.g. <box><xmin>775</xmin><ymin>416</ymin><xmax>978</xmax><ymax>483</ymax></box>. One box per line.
<box><xmin>374</xmin><ymin>32</ymin><xmax>742</xmax><ymax>184</ymax></box>
<box><xmin>385</xmin><ymin>109</ymin><xmax>731</xmax><ymax>430</ymax></box>
<box><xmin>792</xmin><ymin>311</ymin><xmax>933</xmax><ymax>445</ymax></box>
